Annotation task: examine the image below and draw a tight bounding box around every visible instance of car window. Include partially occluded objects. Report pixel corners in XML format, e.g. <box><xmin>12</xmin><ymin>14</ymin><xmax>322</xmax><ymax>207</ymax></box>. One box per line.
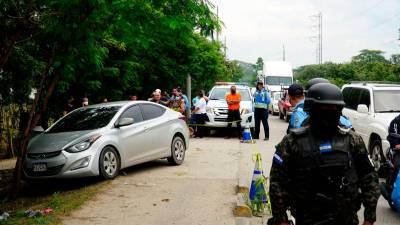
<box><xmin>358</xmin><ymin>89</ymin><xmax>371</xmax><ymax>109</ymax></box>
<box><xmin>343</xmin><ymin>87</ymin><xmax>362</xmax><ymax>110</ymax></box>
<box><xmin>374</xmin><ymin>90</ymin><xmax>400</xmax><ymax>113</ymax></box>
<box><xmin>209</xmin><ymin>88</ymin><xmax>251</xmax><ymax>101</ymax></box>
<box><xmin>141</xmin><ymin>104</ymin><xmax>166</xmax><ymax>120</ymax></box>
<box><xmin>47</xmin><ymin>106</ymin><xmax>121</xmax><ymax>133</ymax></box>
<box><xmin>120</xmin><ymin>105</ymin><xmax>143</xmax><ymax>123</ymax></box>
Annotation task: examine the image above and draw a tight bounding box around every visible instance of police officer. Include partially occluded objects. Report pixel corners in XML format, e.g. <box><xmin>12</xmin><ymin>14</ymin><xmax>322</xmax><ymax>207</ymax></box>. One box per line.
<box><xmin>268</xmin><ymin>83</ymin><xmax>380</xmax><ymax>225</ymax></box>
<box><xmin>301</xmin><ymin>77</ymin><xmax>353</xmax><ymax>130</ymax></box>
<box><xmin>254</xmin><ymin>81</ymin><xmax>271</xmax><ymax>140</ymax></box>
<box><xmin>287</xmin><ymin>84</ymin><xmax>307</xmax><ymax>132</ymax></box>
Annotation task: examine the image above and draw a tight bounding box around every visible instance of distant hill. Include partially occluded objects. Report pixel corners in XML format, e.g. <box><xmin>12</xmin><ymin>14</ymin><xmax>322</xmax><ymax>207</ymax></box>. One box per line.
<box><xmin>235</xmin><ymin>60</ymin><xmax>256</xmax><ymax>85</ymax></box>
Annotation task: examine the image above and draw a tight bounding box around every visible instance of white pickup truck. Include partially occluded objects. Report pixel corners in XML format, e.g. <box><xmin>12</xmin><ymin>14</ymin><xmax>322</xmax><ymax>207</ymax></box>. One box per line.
<box><xmin>342</xmin><ymin>82</ymin><xmax>400</xmax><ymax>169</ymax></box>
<box><xmin>205</xmin><ymin>83</ymin><xmax>255</xmax><ymax>130</ymax></box>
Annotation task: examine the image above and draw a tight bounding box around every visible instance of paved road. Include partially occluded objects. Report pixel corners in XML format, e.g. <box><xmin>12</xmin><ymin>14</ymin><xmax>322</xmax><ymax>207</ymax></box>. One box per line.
<box><xmin>62</xmin><ymin>115</ymin><xmax>399</xmax><ymax>225</ymax></box>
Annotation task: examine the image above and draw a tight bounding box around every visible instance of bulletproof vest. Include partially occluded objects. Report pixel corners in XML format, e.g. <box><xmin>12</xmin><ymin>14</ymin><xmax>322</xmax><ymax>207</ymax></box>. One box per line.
<box><xmin>288</xmin><ymin>128</ymin><xmax>360</xmax><ymax>225</ymax></box>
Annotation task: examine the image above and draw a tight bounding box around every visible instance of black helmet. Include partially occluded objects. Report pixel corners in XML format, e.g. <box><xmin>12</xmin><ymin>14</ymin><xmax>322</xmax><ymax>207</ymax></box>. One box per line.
<box><xmin>304</xmin><ymin>83</ymin><xmax>345</xmax><ymax>112</ymax></box>
<box><xmin>305</xmin><ymin>78</ymin><xmax>330</xmax><ymax>91</ymax></box>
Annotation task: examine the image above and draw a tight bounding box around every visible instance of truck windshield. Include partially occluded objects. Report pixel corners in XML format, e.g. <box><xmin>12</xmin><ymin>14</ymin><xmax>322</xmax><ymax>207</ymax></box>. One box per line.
<box><xmin>209</xmin><ymin>88</ymin><xmax>251</xmax><ymax>101</ymax></box>
<box><xmin>374</xmin><ymin>90</ymin><xmax>400</xmax><ymax>113</ymax></box>
<box><xmin>266</xmin><ymin>77</ymin><xmax>292</xmax><ymax>86</ymax></box>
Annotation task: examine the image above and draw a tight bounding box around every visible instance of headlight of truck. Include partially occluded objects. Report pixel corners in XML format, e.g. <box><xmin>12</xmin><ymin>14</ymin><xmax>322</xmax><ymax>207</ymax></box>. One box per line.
<box><xmin>241</xmin><ymin>108</ymin><xmax>252</xmax><ymax>115</ymax></box>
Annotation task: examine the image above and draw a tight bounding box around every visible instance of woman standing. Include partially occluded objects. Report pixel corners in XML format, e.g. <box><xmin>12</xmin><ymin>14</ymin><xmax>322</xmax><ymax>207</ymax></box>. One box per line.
<box><xmin>192</xmin><ymin>90</ymin><xmax>207</xmax><ymax>138</ymax></box>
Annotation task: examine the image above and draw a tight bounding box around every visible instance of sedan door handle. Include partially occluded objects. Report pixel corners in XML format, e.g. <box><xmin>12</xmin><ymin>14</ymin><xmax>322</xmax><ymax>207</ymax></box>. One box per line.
<box><xmin>143</xmin><ymin>126</ymin><xmax>150</xmax><ymax>132</ymax></box>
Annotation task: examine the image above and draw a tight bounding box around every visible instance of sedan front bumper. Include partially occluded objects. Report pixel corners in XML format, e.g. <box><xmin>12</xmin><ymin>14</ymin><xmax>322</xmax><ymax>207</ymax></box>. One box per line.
<box><xmin>23</xmin><ymin>147</ymin><xmax>100</xmax><ymax>179</ymax></box>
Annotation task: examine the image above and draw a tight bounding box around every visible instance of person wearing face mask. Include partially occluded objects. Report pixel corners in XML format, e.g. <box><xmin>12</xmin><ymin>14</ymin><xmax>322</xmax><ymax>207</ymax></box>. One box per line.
<box><xmin>225</xmin><ymin>86</ymin><xmax>242</xmax><ymax>139</ymax></box>
<box><xmin>268</xmin><ymin>83</ymin><xmax>379</xmax><ymax>225</ymax></box>
<box><xmin>301</xmin><ymin>77</ymin><xmax>353</xmax><ymax>130</ymax></box>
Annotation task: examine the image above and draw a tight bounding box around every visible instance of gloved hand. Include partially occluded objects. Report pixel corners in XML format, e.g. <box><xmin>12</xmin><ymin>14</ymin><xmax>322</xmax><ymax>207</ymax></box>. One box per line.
<box><xmin>363</xmin><ymin>221</ymin><xmax>373</xmax><ymax>225</ymax></box>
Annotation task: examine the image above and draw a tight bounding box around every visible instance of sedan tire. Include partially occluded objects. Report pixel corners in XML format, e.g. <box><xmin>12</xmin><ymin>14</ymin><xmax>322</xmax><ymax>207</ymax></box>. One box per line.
<box><xmin>168</xmin><ymin>135</ymin><xmax>186</xmax><ymax>165</ymax></box>
<box><xmin>99</xmin><ymin>146</ymin><xmax>120</xmax><ymax>179</ymax></box>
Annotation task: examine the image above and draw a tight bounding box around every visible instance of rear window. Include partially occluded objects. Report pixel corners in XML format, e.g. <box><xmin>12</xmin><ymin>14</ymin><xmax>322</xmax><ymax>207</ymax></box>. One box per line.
<box><xmin>141</xmin><ymin>104</ymin><xmax>166</xmax><ymax>120</ymax></box>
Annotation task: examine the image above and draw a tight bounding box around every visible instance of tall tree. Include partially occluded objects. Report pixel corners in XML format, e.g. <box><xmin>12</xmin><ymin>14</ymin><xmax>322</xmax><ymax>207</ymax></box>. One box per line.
<box><xmin>352</xmin><ymin>49</ymin><xmax>388</xmax><ymax>63</ymax></box>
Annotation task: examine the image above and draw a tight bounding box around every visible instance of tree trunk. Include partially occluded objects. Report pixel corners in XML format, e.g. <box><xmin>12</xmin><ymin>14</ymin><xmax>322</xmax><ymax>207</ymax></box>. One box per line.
<box><xmin>12</xmin><ymin>46</ymin><xmax>57</xmax><ymax>197</ymax></box>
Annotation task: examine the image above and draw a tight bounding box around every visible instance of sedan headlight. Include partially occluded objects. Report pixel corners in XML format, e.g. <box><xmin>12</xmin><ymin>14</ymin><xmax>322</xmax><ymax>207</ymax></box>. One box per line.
<box><xmin>66</xmin><ymin>134</ymin><xmax>101</xmax><ymax>153</ymax></box>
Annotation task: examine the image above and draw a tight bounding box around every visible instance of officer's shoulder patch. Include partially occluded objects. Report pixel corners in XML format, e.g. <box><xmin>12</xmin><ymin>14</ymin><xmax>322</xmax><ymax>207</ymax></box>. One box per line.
<box><xmin>289</xmin><ymin>126</ymin><xmax>309</xmax><ymax>136</ymax></box>
<box><xmin>273</xmin><ymin>153</ymin><xmax>284</xmax><ymax>165</ymax></box>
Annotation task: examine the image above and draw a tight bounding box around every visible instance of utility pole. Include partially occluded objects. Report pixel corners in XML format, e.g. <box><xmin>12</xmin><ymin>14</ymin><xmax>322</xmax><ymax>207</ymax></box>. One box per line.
<box><xmin>282</xmin><ymin>44</ymin><xmax>286</xmax><ymax>61</ymax></box>
<box><xmin>224</xmin><ymin>36</ymin><xmax>227</xmax><ymax>58</ymax></box>
<box><xmin>310</xmin><ymin>12</ymin><xmax>322</xmax><ymax>64</ymax></box>
<box><xmin>216</xmin><ymin>6</ymin><xmax>219</xmax><ymax>42</ymax></box>
<box><xmin>186</xmin><ymin>74</ymin><xmax>191</xmax><ymax>119</ymax></box>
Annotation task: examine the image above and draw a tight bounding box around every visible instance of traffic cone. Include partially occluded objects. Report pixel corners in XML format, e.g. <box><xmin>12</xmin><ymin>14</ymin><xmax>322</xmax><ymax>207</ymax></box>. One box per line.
<box><xmin>249</xmin><ymin>153</ymin><xmax>267</xmax><ymax>203</ymax></box>
<box><xmin>242</xmin><ymin>125</ymin><xmax>253</xmax><ymax>143</ymax></box>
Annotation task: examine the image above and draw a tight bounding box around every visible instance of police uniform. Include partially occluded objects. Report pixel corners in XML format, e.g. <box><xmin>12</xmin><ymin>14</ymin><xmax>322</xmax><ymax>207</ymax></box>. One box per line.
<box><xmin>289</xmin><ymin>100</ymin><xmax>308</xmax><ymax>129</ymax></box>
<box><xmin>268</xmin><ymin>83</ymin><xmax>379</xmax><ymax>225</ymax></box>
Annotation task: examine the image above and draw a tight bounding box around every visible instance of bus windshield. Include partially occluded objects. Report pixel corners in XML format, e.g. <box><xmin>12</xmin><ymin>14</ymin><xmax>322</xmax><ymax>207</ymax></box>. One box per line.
<box><xmin>266</xmin><ymin>76</ymin><xmax>292</xmax><ymax>86</ymax></box>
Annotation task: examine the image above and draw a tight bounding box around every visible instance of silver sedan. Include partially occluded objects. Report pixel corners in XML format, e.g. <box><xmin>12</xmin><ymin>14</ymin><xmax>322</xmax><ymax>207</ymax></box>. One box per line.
<box><xmin>24</xmin><ymin>101</ymin><xmax>189</xmax><ymax>179</ymax></box>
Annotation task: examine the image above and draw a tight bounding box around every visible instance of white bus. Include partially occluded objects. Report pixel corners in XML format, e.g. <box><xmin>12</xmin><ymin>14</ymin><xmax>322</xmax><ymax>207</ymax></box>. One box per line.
<box><xmin>263</xmin><ymin>61</ymin><xmax>293</xmax><ymax>92</ymax></box>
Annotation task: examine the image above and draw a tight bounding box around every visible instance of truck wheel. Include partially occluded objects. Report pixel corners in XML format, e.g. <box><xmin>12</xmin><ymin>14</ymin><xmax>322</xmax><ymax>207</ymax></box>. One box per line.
<box><xmin>370</xmin><ymin>139</ymin><xmax>384</xmax><ymax>172</ymax></box>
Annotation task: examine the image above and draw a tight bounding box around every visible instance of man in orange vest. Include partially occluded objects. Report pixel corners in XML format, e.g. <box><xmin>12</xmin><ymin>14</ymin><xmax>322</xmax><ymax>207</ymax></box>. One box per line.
<box><xmin>225</xmin><ymin>86</ymin><xmax>242</xmax><ymax>139</ymax></box>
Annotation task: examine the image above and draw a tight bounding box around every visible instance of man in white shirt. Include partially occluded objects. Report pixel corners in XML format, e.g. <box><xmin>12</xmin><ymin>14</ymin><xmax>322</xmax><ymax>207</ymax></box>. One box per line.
<box><xmin>192</xmin><ymin>90</ymin><xmax>207</xmax><ymax>138</ymax></box>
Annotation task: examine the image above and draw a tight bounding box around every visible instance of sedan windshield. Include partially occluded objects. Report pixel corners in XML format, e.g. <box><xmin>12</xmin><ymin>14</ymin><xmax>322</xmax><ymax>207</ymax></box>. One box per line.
<box><xmin>374</xmin><ymin>90</ymin><xmax>400</xmax><ymax>113</ymax></box>
<box><xmin>48</xmin><ymin>106</ymin><xmax>121</xmax><ymax>133</ymax></box>
<box><xmin>209</xmin><ymin>88</ymin><xmax>251</xmax><ymax>101</ymax></box>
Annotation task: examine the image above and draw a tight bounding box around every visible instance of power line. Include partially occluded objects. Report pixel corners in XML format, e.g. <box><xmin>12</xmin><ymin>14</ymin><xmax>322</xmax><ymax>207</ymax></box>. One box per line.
<box><xmin>367</xmin><ymin>13</ymin><xmax>400</xmax><ymax>31</ymax></box>
<box><xmin>333</xmin><ymin>0</ymin><xmax>386</xmax><ymax>24</ymax></box>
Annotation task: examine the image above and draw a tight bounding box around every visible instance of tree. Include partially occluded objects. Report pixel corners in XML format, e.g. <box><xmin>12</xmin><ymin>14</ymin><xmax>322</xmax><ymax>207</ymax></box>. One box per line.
<box><xmin>390</xmin><ymin>54</ymin><xmax>400</xmax><ymax>65</ymax></box>
<box><xmin>352</xmin><ymin>49</ymin><xmax>388</xmax><ymax>63</ymax></box>
<box><xmin>0</xmin><ymin>0</ymin><xmax>228</xmax><ymax>195</ymax></box>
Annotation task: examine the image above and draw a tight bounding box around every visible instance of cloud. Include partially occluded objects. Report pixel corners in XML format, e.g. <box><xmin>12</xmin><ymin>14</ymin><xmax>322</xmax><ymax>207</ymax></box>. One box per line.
<box><xmin>212</xmin><ymin>0</ymin><xmax>400</xmax><ymax>67</ymax></box>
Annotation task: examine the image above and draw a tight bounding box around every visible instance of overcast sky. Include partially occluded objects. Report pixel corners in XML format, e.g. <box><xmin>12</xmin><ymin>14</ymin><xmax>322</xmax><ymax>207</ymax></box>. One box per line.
<box><xmin>211</xmin><ymin>0</ymin><xmax>400</xmax><ymax>67</ymax></box>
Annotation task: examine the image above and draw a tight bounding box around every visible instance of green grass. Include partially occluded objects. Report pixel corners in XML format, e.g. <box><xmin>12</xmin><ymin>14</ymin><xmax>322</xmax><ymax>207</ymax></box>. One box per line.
<box><xmin>0</xmin><ymin>179</ymin><xmax>108</xmax><ymax>225</ymax></box>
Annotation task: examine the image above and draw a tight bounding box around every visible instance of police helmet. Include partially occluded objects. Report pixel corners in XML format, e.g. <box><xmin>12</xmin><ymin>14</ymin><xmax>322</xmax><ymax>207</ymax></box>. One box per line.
<box><xmin>305</xmin><ymin>78</ymin><xmax>330</xmax><ymax>91</ymax></box>
<box><xmin>304</xmin><ymin>83</ymin><xmax>345</xmax><ymax>112</ymax></box>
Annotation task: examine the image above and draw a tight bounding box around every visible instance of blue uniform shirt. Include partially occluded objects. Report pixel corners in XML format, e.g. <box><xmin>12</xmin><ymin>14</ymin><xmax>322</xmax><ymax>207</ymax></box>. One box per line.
<box><xmin>289</xmin><ymin>100</ymin><xmax>308</xmax><ymax>129</ymax></box>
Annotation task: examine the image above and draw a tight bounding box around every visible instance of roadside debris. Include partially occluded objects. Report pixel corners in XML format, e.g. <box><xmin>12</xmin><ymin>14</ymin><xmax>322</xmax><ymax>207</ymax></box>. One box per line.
<box><xmin>0</xmin><ymin>212</ymin><xmax>10</xmax><ymax>221</ymax></box>
<box><xmin>161</xmin><ymin>198</ymin><xmax>170</xmax><ymax>202</ymax></box>
<box><xmin>135</xmin><ymin>182</ymin><xmax>155</xmax><ymax>187</ymax></box>
<box><xmin>24</xmin><ymin>208</ymin><xmax>54</xmax><ymax>218</ymax></box>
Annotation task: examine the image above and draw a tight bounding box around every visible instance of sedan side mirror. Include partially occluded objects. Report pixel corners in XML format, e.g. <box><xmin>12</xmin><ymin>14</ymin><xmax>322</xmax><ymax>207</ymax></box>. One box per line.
<box><xmin>357</xmin><ymin>104</ymin><xmax>369</xmax><ymax>114</ymax></box>
<box><xmin>116</xmin><ymin>118</ymin><xmax>134</xmax><ymax>128</ymax></box>
<box><xmin>32</xmin><ymin>126</ymin><xmax>45</xmax><ymax>132</ymax></box>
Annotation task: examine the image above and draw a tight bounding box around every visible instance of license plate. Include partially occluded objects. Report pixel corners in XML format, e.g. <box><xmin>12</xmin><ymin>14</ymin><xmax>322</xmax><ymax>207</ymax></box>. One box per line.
<box><xmin>33</xmin><ymin>163</ymin><xmax>47</xmax><ymax>172</ymax></box>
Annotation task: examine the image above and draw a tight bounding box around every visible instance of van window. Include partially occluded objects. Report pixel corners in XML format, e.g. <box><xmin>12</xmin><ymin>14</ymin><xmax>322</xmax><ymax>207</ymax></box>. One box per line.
<box><xmin>358</xmin><ymin>89</ymin><xmax>371</xmax><ymax>109</ymax></box>
<box><xmin>343</xmin><ymin>87</ymin><xmax>362</xmax><ymax>110</ymax></box>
